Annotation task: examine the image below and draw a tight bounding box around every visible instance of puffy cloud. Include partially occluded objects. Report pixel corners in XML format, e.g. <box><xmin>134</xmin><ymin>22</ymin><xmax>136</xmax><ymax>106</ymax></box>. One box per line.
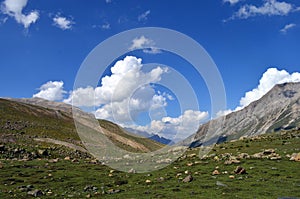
<box><xmin>132</xmin><ymin>110</ymin><xmax>208</xmax><ymax>140</ymax></box>
<box><xmin>217</xmin><ymin>68</ymin><xmax>300</xmax><ymax>117</ymax></box>
<box><xmin>129</xmin><ymin>36</ymin><xmax>161</xmax><ymax>54</ymax></box>
<box><xmin>239</xmin><ymin>68</ymin><xmax>300</xmax><ymax>108</ymax></box>
<box><xmin>280</xmin><ymin>23</ymin><xmax>296</xmax><ymax>34</ymax></box>
<box><xmin>94</xmin><ymin>87</ymin><xmax>168</xmax><ymax>123</ymax></box>
<box><xmin>223</xmin><ymin>0</ymin><xmax>240</xmax><ymax>5</ymax></box>
<box><xmin>1</xmin><ymin>0</ymin><xmax>39</xmax><ymax>28</ymax></box>
<box><xmin>65</xmin><ymin>56</ymin><xmax>169</xmax><ymax>123</ymax></box>
<box><xmin>230</xmin><ymin>0</ymin><xmax>295</xmax><ymax>20</ymax></box>
<box><xmin>53</xmin><ymin>14</ymin><xmax>74</xmax><ymax>30</ymax></box>
<box><xmin>63</xmin><ymin>86</ymin><xmax>95</xmax><ymax>106</ymax></box>
<box><xmin>138</xmin><ymin>10</ymin><xmax>150</xmax><ymax>21</ymax></box>
<box><xmin>33</xmin><ymin>81</ymin><xmax>66</xmax><ymax>101</ymax></box>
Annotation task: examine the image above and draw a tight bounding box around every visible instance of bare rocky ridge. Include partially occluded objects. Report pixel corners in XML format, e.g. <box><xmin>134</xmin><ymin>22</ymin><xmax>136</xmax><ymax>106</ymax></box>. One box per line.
<box><xmin>187</xmin><ymin>82</ymin><xmax>300</xmax><ymax>147</ymax></box>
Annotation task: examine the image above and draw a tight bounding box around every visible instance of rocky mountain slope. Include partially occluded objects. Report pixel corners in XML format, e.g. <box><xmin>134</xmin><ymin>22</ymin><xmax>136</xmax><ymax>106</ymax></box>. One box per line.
<box><xmin>188</xmin><ymin>82</ymin><xmax>300</xmax><ymax>147</ymax></box>
<box><xmin>0</xmin><ymin>97</ymin><xmax>163</xmax><ymax>153</ymax></box>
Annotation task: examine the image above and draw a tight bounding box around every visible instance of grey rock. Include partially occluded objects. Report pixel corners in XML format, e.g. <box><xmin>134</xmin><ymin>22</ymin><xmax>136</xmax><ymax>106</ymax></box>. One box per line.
<box><xmin>27</xmin><ymin>189</ymin><xmax>43</xmax><ymax>197</ymax></box>
<box><xmin>107</xmin><ymin>189</ymin><xmax>121</xmax><ymax>194</ymax></box>
<box><xmin>182</xmin><ymin>175</ymin><xmax>193</xmax><ymax>183</ymax></box>
<box><xmin>234</xmin><ymin>166</ymin><xmax>247</xmax><ymax>174</ymax></box>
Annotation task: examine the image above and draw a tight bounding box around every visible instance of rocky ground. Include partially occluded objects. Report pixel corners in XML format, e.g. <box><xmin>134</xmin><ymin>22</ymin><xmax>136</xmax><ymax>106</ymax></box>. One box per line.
<box><xmin>0</xmin><ymin>130</ymin><xmax>299</xmax><ymax>198</ymax></box>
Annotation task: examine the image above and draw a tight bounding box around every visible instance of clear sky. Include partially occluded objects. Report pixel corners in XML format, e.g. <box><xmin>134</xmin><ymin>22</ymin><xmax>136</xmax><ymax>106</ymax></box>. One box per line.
<box><xmin>1</xmin><ymin>0</ymin><xmax>300</xmax><ymax>139</ymax></box>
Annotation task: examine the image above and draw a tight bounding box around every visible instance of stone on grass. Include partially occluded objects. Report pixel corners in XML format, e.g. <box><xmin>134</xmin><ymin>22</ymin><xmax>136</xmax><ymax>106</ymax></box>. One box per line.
<box><xmin>212</xmin><ymin>170</ymin><xmax>220</xmax><ymax>175</ymax></box>
<box><xmin>290</xmin><ymin>153</ymin><xmax>300</xmax><ymax>161</ymax></box>
<box><xmin>27</xmin><ymin>189</ymin><xmax>43</xmax><ymax>197</ymax></box>
<box><xmin>182</xmin><ymin>175</ymin><xmax>193</xmax><ymax>183</ymax></box>
<box><xmin>234</xmin><ymin>166</ymin><xmax>247</xmax><ymax>174</ymax></box>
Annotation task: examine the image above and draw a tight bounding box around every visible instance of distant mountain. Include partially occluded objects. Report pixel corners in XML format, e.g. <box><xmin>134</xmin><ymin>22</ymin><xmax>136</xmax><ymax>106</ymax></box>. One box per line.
<box><xmin>124</xmin><ymin>127</ymin><xmax>173</xmax><ymax>145</ymax></box>
<box><xmin>0</xmin><ymin>97</ymin><xmax>164</xmax><ymax>153</ymax></box>
<box><xmin>186</xmin><ymin>82</ymin><xmax>300</xmax><ymax>147</ymax></box>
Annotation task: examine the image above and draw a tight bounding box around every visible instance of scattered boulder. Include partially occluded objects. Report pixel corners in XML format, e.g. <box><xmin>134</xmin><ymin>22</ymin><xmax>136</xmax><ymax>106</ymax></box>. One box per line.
<box><xmin>224</xmin><ymin>159</ymin><xmax>240</xmax><ymax>165</ymax></box>
<box><xmin>236</xmin><ymin>153</ymin><xmax>250</xmax><ymax>159</ymax></box>
<box><xmin>176</xmin><ymin>173</ymin><xmax>182</xmax><ymax>178</ymax></box>
<box><xmin>64</xmin><ymin>156</ymin><xmax>71</xmax><ymax>160</ymax></box>
<box><xmin>212</xmin><ymin>170</ymin><xmax>220</xmax><ymax>175</ymax></box>
<box><xmin>263</xmin><ymin>149</ymin><xmax>275</xmax><ymax>155</ymax></box>
<box><xmin>83</xmin><ymin>185</ymin><xmax>98</xmax><ymax>192</ymax></box>
<box><xmin>251</xmin><ymin>149</ymin><xmax>281</xmax><ymax>160</ymax></box>
<box><xmin>290</xmin><ymin>153</ymin><xmax>300</xmax><ymax>161</ymax></box>
<box><xmin>27</xmin><ymin>189</ymin><xmax>43</xmax><ymax>197</ymax></box>
<box><xmin>37</xmin><ymin>149</ymin><xmax>48</xmax><ymax>156</ymax></box>
<box><xmin>234</xmin><ymin>166</ymin><xmax>247</xmax><ymax>174</ymax></box>
<box><xmin>128</xmin><ymin>168</ymin><xmax>136</xmax><ymax>174</ymax></box>
<box><xmin>107</xmin><ymin>189</ymin><xmax>121</xmax><ymax>194</ymax></box>
<box><xmin>182</xmin><ymin>175</ymin><xmax>193</xmax><ymax>183</ymax></box>
<box><xmin>214</xmin><ymin>156</ymin><xmax>220</xmax><ymax>161</ymax></box>
<box><xmin>229</xmin><ymin>175</ymin><xmax>235</xmax><ymax>179</ymax></box>
<box><xmin>187</xmin><ymin>153</ymin><xmax>197</xmax><ymax>158</ymax></box>
<box><xmin>157</xmin><ymin>177</ymin><xmax>165</xmax><ymax>182</ymax></box>
<box><xmin>145</xmin><ymin>179</ymin><xmax>151</xmax><ymax>183</ymax></box>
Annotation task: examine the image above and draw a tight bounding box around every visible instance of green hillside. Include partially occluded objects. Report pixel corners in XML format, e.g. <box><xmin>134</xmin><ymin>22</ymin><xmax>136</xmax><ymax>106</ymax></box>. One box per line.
<box><xmin>0</xmin><ymin>98</ymin><xmax>163</xmax><ymax>153</ymax></box>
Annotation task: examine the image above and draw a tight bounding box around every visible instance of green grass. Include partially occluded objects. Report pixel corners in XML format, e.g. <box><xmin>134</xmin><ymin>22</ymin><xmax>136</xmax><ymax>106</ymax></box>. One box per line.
<box><xmin>0</xmin><ymin>98</ymin><xmax>79</xmax><ymax>141</ymax></box>
<box><xmin>98</xmin><ymin>119</ymin><xmax>163</xmax><ymax>152</ymax></box>
<box><xmin>0</xmin><ymin>98</ymin><xmax>163</xmax><ymax>153</ymax></box>
<box><xmin>0</xmin><ymin>130</ymin><xmax>299</xmax><ymax>198</ymax></box>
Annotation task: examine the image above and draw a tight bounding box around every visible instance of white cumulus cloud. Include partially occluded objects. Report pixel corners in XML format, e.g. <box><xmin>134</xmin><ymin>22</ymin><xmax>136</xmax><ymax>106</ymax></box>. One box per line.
<box><xmin>239</xmin><ymin>68</ymin><xmax>300</xmax><ymax>108</ymax></box>
<box><xmin>132</xmin><ymin>110</ymin><xmax>209</xmax><ymax>140</ymax></box>
<box><xmin>53</xmin><ymin>14</ymin><xmax>74</xmax><ymax>30</ymax></box>
<box><xmin>229</xmin><ymin>0</ymin><xmax>295</xmax><ymax>20</ymax></box>
<box><xmin>64</xmin><ymin>56</ymin><xmax>169</xmax><ymax>123</ymax></box>
<box><xmin>33</xmin><ymin>81</ymin><xmax>66</xmax><ymax>101</ymax></box>
<box><xmin>1</xmin><ymin>0</ymin><xmax>39</xmax><ymax>28</ymax></box>
<box><xmin>217</xmin><ymin>67</ymin><xmax>300</xmax><ymax>117</ymax></box>
<box><xmin>280</xmin><ymin>23</ymin><xmax>296</xmax><ymax>33</ymax></box>
<box><xmin>94</xmin><ymin>87</ymin><xmax>169</xmax><ymax>123</ymax></box>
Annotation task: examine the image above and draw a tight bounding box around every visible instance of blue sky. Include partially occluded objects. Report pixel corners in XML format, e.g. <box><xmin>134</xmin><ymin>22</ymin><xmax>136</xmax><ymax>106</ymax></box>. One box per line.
<box><xmin>1</xmin><ymin>0</ymin><xmax>300</xmax><ymax>139</ymax></box>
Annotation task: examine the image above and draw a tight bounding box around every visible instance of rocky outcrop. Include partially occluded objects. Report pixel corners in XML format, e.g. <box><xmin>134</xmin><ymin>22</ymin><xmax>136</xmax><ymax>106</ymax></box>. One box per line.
<box><xmin>188</xmin><ymin>82</ymin><xmax>300</xmax><ymax>147</ymax></box>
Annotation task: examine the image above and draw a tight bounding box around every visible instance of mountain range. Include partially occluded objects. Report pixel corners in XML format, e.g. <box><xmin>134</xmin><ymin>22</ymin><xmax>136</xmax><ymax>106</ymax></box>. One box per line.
<box><xmin>1</xmin><ymin>82</ymin><xmax>300</xmax><ymax>150</ymax></box>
